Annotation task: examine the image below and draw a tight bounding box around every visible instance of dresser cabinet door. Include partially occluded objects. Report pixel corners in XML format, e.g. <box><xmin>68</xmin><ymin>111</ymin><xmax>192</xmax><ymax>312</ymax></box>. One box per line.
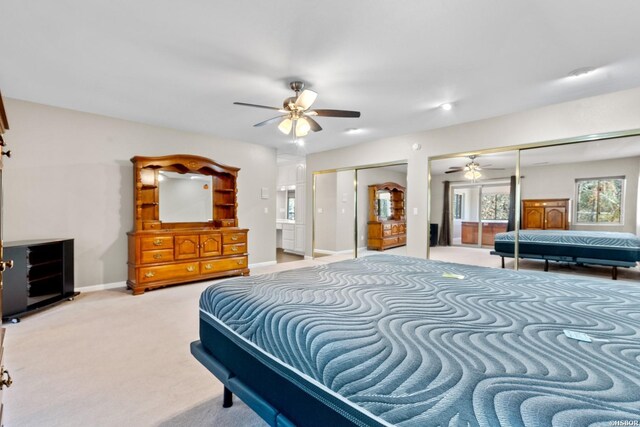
<box><xmin>200</xmin><ymin>233</ymin><xmax>222</xmax><ymax>257</ymax></box>
<box><xmin>174</xmin><ymin>235</ymin><xmax>199</xmax><ymax>260</ymax></box>
<box><xmin>545</xmin><ymin>207</ymin><xmax>566</xmax><ymax>230</ymax></box>
<box><xmin>523</xmin><ymin>207</ymin><xmax>544</xmax><ymax>229</ymax></box>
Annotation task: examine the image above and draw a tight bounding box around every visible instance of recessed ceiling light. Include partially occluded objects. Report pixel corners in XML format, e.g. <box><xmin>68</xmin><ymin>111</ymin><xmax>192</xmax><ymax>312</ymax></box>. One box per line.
<box><xmin>345</xmin><ymin>128</ymin><xmax>362</xmax><ymax>134</ymax></box>
<box><xmin>568</xmin><ymin>67</ymin><xmax>596</xmax><ymax>78</ymax></box>
<box><xmin>440</xmin><ymin>103</ymin><xmax>453</xmax><ymax>111</ymax></box>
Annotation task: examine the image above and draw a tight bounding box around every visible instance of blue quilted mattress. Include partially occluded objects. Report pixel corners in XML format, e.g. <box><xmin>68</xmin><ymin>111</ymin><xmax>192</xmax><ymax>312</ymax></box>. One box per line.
<box><xmin>199</xmin><ymin>255</ymin><xmax>640</xmax><ymax>426</ymax></box>
<box><xmin>494</xmin><ymin>230</ymin><xmax>640</xmax><ymax>263</ymax></box>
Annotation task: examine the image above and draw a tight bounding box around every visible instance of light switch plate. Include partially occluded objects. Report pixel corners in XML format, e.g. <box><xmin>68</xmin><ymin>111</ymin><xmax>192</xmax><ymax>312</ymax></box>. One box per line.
<box><xmin>413</xmin><ymin>207</ymin><xmax>418</xmax><ymax>215</ymax></box>
<box><xmin>261</xmin><ymin>187</ymin><xmax>269</xmax><ymax>199</ymax></box>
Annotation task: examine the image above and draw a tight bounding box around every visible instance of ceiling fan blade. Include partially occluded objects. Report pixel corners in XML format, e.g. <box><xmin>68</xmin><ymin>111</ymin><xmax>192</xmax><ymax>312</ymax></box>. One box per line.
<box><xmin>295</xmin><ymin>90</ymin><xmax>318</xmax><ymax>110</ymax></box>
<box><xmin>444</xmin><ymin>170</ymin><xmax>462</xmax><ymax>174</ymax></box>
<box><xmin>305</xmin><ymin>116</ymin><xmax>323</xmax><ymax>132</ymax></box>
<box><xmin>234</xmin><ymin>102</ymin><xmax>283</xmax><ymax>111</ymax></box>
<box><xmin>308</xmin><ymin>109</ymin><xmax>361</xmax><ymax>118</ymax></box>
<box><xmin>253</xmin><ymin>115</ymin><xmax>287</xmax><ymax>127</ymax></box>
<box><xmin>483</xmin><ymin>167</ymin><xmax>505</xmax><ymax>170</ymax></box>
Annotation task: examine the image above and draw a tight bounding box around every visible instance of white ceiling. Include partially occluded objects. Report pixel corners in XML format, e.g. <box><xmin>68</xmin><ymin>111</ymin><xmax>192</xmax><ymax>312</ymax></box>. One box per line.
<box><xmin>2</xmin><ymin>1</ymin><xmax>640</xmax><ymax>154</ymax></box>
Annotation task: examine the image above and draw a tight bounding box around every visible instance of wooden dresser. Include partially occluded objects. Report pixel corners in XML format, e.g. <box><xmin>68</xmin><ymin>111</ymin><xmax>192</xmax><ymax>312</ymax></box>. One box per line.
<box><xmin>367</xmin><ymin>182</ymin><xmax>406</xmax><ymax>251</ymax></box>
<box><xmin>521</xmin><ymin>199</ymin><xmax>569</xmax><ymax>230</ymax></box>
<box><xmin>127</xmin><ymin>155</ymin><xmax>249</xmax><ymax>295</ymax></box>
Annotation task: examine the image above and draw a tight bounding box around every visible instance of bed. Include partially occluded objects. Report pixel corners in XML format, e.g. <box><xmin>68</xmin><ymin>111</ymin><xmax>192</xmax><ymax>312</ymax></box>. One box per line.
<box><xmin>491</xmin><ymin>230</ymin><xmax>640</xmax><ymax>279</ymax></box>
<box><xmin>191</xmin><ymin>254</ymin><xmax>640</xmax><ymax>426</ymax></box>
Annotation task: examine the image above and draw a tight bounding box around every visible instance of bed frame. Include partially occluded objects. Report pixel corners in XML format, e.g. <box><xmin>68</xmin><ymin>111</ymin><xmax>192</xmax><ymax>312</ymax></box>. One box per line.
<box><xmin>191</xmin><ymin>315</ymin><xmax>383</xmax><ymax>427</ymax></box>
<box><xmin>489</xmin><ymin>249</ymin><xmax>635</xmax><ymax>279</ymax></box>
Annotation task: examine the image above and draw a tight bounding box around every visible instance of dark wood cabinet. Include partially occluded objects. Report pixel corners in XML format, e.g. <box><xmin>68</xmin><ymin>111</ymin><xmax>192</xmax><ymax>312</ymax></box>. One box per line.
<box><xmin>2</xmin><ymin>239</ymin><xmax>76</xmax><ymax>322</ymax></box>
<box><xmin>522</xmin><ymin>199</ymin><xmax>569</xmax><ymax>230</ymax></box>
<box><xmin>461</xmin><ymin>222</ymin><xmax>507</xmax><ymax>245</ymax></box>
<box><xmin>367</xmin><ymin>182</ymin><xmax>406</xmax><ymax>251</ymax></box>
<box><xmin>127</xmin><ymin>155</ymin><xmax>249</xmax><ymax>295</ymax></box>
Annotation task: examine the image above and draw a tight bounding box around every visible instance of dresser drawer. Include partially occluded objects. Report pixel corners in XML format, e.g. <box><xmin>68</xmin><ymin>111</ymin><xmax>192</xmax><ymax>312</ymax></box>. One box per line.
<box><xmin>140</xmin><ymin>236</ymin><xmax>173</xmax><ymax>250</ymax></box>
<box><xmin>201</xmin><ymin>256</ymin><xmax>247</xmax><ymax>273</ymax></box>
<box><xmin>139</xmin><ymin>261</ymin><xmax>199</xmax><ymax>283</ymax></box>
<box><xmin>140</xmin><ymin>249</ymin><xmax>174</xmax><ymax>264</ymax></box>
<box><xmin>223</xmin><ymin>243</ymin><xmax>247</xmax><ymax>255</ymax></box>
<box><xmin>222</xmin><ymin>232</ymin><xmax>247</xmax><ymax>244</ymax></box>
<box><xmin>383</xmin><ymin>229</ymin><xmax>392</xmax><ymax>237</ymax></box>
<box><xmin>383</xmin><ymin>237</ymin><xmax>398</xmax><ymax>246</ymax></box>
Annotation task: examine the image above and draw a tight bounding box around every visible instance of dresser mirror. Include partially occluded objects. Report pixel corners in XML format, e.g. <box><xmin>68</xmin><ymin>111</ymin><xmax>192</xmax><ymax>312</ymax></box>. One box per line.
<box><xmin>376</xmin><ymin>191</ymin><xmax>392</xmax><ymax>219</ymax></box>
<box><xmin>158</xmin><ymin>171</ymin><xmax>213</xmax><ymax>223</ymax></box>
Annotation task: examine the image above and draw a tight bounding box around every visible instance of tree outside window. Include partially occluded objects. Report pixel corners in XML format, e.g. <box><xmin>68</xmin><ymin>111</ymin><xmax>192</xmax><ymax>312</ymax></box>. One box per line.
<box><xmin>481</xmin><ymin>193</ymin><xmax>509</xmax><ymax>220</ymax></box>
<box><xmin>576</xmin><ymin>177</ymin><xmax>623</xmax><ymax>224</ymax></box>
<box><xmin>287</xmin><ymin>190</ymin><xmax>295</xmax><ymax>220</ymax></box>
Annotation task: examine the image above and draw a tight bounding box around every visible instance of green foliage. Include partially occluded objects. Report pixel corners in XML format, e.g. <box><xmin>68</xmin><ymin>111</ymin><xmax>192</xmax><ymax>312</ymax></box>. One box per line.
<box><xmin>481</xmin><ymin>193</ymin><xmax>510</xmax><ymax>220</ymax></box>
<box><xmin>576</xmin><ymin>178</ymin><xmax>622</xmax><ymax>223</ymax></box>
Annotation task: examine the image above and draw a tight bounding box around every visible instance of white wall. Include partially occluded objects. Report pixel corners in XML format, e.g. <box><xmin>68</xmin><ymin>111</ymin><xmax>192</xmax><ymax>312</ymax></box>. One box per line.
<box><xmin>356</xmin><ymin>167</ymin><xmax>407</xmax><ymax>249</ymax></box>
<box><xmin>306</xmin><ymin>86</ymin><xmax>640</xmax><ymax>257</ymax></box>
<box><xmin>520</xmin><ymin>156</ymin><xmax>639</xmax><ymax>233</ymax></box>
<box><xmin>3</xmin><ymin>98</ymin><xmax>277</xmax><ymax>287</ymax></box>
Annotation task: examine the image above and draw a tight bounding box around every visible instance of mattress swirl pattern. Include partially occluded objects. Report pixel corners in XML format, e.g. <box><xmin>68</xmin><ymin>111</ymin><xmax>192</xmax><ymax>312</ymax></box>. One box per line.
<box><xmin>200</xmin><ymin>255</ymin><xmax>640</xmax><ymax>426</ymax></box>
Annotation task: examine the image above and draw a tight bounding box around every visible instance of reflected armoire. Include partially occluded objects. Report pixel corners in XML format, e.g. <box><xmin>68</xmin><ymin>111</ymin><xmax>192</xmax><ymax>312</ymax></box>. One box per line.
<box><xmin>127</xmin><ymin>155</ymin><xmax>249</xmax><ymax>295</ymax></box>
<box><xmin>367</xmin><ymin>182</ymin><xmax>406</xmax><ymax>251</ymax></box>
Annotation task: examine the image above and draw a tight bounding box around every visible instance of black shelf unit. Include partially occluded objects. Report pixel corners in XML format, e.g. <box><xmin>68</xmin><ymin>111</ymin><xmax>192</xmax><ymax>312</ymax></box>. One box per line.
<box><xmin>2</xmin><ymin>239</ymin><xmax>77</xmax><ymax>322</ymax></box>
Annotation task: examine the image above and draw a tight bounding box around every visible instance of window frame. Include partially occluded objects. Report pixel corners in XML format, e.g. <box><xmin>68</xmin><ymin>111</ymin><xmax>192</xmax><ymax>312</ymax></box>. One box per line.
<box><xmin>574</xmin><ymin>175</ymin><xmax>625</xmax><ymax>226</ymax></box>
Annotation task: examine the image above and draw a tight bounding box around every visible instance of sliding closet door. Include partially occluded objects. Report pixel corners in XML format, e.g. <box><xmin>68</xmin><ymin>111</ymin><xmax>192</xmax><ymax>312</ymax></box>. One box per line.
<box><xmin>312</xmin><ymin>170</ymin><xmax>356</xmax><ymax>260</ymax></box>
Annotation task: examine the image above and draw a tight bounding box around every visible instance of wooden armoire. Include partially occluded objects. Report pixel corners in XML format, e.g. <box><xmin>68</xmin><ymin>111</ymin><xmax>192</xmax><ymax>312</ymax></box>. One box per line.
<box><xmin>521</xmin><ymin>199</ymin><xmax>569</xmax><ymax>230</ymax></box>
<box><xmin>127</xmin><ymin>155</ymin><xmax>249</xmax><ymax>295</ymax></box>
<box><xmin>367</xmin><ymin>182</ymin><xmax>406</xmax><ymax>251</ymax></box>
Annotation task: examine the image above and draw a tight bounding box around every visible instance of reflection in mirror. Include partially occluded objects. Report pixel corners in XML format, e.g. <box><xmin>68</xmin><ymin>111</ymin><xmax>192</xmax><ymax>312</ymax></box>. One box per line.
<box><xmin>356</xmin><ymin>164</ymin><xmax>408</xmax><ymax>257</ymax></box>
<box><xmin>377</xmin><ymin>191</ymin><xmax>392</xmax><ymax>219</ymax></box>
<box><xmin>313</xmin><ymin>170</ymin><xmax>356</xmax><ymax>260</ymax></box>
<box><xmin>516</xmin><ymin>136</ymin><xmax>640</xmax><ymax>281</ymax></box>
<box><xmin>428</xmin><ymin>151</ymin><xmax>517</xmax><ymax>269</ymax></box>
<box><xmin>159</xmin><ymin>171</ymin><xmax>213</xmax><ymax>222</ymax></box>
<box><xmin>287</xmin><ymin>190</ymin><xmax>296</xmax><ymax>220</ymax></box>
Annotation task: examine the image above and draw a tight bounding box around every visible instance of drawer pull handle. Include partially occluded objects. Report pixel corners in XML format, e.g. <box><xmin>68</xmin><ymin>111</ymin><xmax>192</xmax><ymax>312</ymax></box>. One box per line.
<box><xmin>231</xmin><ymin>236</ymin><xmax>239</xmax><ymax>241</ymax></box>
<box><xmin>153</xmin><ymin>254</ymin><xmax>162</xmax><ymax>259</ymax></box>
<box><xmin>153</xmin><ymin>239</ymin><xmax>163</xmax><ymax>246</ymax></box>
<box><xmin>237</xmin><ymin>260</ymin><xmax>244</xmax><ymax>265</ymax></box>
<box><xmin>1</xmin><ymin>368</ymin><xmax>12</xmax><ymax>389</ymax></box>
<box><xmin>187</xmin><ymin>266</ymin><xmax>196</xmax><ymax>272</ymax></box>
<box><xmin>232</xmin><ymin>246</ymin><xmax>238</xmax><ymax>252</ymax></box>
<box><xmin>144</xmin><ymin>271</ymin><xmax>155</xmax><ymax>278</ymax></box>
<box><xmin>204</xmin><ymin>264</ymin><xmax>212</xmax><ymax>270</ymax></box>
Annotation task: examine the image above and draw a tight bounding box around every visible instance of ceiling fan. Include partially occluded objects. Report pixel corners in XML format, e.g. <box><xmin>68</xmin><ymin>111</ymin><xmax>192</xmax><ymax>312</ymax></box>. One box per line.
<box><xmin>445</xmin><ymin>155</ymin><xmax>504</xmax><ymax>180</ymax></box>
<box><xmin>233</xmin><ymin>81</ymin><xmax>361</xmax><ymax>139</ymax></box>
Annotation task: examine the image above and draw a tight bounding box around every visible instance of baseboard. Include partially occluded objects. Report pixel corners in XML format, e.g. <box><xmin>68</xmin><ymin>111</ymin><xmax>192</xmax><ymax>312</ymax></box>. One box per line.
<box><xmin>249</xmin><ymin>260</ymin><xmax>277</xmax><ymax>269</ymax></box>
<box><xmin>304</xmin><ymin>255</ymin><xmax>314</xmax><ymax>260</ymax></box>
<box><xmin>80</xmin><ymin>281</ymin><xmax>127</xmax><ymax>293</ymax></box>
<box><xmin>314</xmin><ymin>249</ymin><xmax>355</xmax><ymax>255</ymax></box>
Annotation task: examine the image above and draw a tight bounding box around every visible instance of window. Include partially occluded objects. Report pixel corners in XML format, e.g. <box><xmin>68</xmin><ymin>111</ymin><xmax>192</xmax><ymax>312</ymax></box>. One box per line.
<box><xmin>287</xmin><ymin>190</ymin><xmax>295</xmax><ymax>220</ymax></box>
<box><xmin>576</xmin><ymin>177</ymin><xmax>624</xmax><ymax>224</ymax></box>
<box><xmin>453</xmin><ymin>194</ymin><xmax>463</xmax><ymax>219</ymax></box>
<box><xmin>481</xmin><ymin>193</ymin><xmax>509</xmax><ymax>220</ymax></box>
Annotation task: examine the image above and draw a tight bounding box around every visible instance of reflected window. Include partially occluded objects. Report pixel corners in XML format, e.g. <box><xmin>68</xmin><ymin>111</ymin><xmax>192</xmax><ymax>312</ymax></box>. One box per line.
<box><xmin>377</xmin><ymin>192</ymin><xmax>392</xmax><ymax>219</ymax></box>
<box><xmin>481</xmin><ymin>193</ymin><xmax>509</xmax><ymax>220</ymax></box>
<box><xmin>453</xmin><ymin>194</ymin><xmax>464</xmax><ymax>219</ymax></box>
<box><xmin>576</xmin><ymin>177</ymin><xmax>624</xmax><ymax>224</ymax></box>
<box><xmin>287</xmin><ymin>190</ymin><xmax>295</xmax><ymax>220</ymax></box>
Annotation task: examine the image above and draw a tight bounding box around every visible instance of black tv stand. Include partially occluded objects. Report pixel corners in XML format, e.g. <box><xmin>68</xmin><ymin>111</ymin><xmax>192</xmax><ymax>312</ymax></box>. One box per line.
<box><xmin>2</xmin><ymin>239</ymin><xmax>77</xmax><ymax>322</ymax></box>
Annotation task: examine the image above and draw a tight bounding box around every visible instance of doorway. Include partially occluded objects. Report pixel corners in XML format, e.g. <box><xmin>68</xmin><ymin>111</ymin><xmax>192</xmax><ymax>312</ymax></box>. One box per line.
<box><xmin>452</xmin><ymin>182</ymin><xmax>510</xmax><ymax>247</ymax></box>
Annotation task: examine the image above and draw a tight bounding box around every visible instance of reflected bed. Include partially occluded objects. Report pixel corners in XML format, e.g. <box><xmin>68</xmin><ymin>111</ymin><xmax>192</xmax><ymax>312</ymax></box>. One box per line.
<box><xmin>191</xmin><ymin>254</ymin><xmax>640</xmax><ymax>426</ymax></box>
<box><xmin>491</xmin><ymin>230</ymin><xmax>640</xmax><ymax>279</ymax></box>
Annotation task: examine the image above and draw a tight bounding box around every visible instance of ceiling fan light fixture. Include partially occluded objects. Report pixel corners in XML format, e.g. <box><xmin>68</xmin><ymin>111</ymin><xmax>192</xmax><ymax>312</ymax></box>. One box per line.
<box><xmin>278</xmin><ymin>118</ymin><xmax>293</xmax><ymax>135</ymax></box>
<box><xmin>464</xmin><ymin>170</ymin><xmax>482</xmax><ymax>181</ymax></box>
<box><xmin>296</xmin><ymin>117</ymin><xmax>311</xmax><ymax>136</ymax></box>
<box><xmin>440</xmin><ymin>103</ymin><xmax>453</xmax><ymax>111</ymax></box>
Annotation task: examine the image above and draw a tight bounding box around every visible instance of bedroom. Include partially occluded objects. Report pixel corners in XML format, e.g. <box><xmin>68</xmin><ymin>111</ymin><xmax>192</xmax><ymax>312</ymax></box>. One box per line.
<box><xmin>1</xmin><ymin>1</ymin><xmax>640</xmax><ymax>426</ymax></box>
